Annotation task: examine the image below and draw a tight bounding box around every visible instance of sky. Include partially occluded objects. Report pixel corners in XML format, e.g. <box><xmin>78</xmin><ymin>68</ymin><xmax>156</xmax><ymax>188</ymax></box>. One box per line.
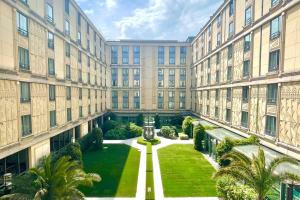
<box><xmin>75</xmin><ymin>0</ymin><xmax>222</xmax><ymax>41</ymax></box>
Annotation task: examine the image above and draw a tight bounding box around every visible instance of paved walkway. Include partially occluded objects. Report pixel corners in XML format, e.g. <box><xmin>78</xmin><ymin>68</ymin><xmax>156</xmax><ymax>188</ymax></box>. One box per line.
<box><xmin>86</xmin><ymin>137</ymin><xmax>219</xmax><ymax>200</ymax></box>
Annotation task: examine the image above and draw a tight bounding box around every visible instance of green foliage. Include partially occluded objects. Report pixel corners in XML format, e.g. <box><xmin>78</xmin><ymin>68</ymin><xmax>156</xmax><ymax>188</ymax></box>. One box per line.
<box><xmin>216</xmin><ymin>135</ymin><xmax>260</xmax><ymax>166</ymax></box>
<box><xmin>136</xmin><ymin>114</ymin><xmax>144</xmax><ymax>126</ymax></box>
<box><xmin>182</xmin><ymin>116</ymin><xmax>194</xmax><ymax>137</ymax></box>
<box><xmin>170</xmin><ymin>114</ymin><xmax>184</xmax><ymax>127</ymax></box>
<box><xmin>8</xmin><ymin>172</ymin><xmax>38</xmax><ymax>199</ymax></box>
<box><xmin>178</xmin><ymin>133</ymin><xmax>189</xmax><ymax>140</ymax></box>
<box><xmin>52</xmin><ymin>142</ymin><xmax>83</xmax><ymax>165</ymax></box>
<box><xmin>216</xmin><ymin>176</ymin><xmax>256</xmax><ymax>200</ymax></box>
<box><xmin>104</xmin><ymin>123</ymin><xmax>142</xmax><ymax>139</ymax></box>
<box><xmin>79</xmin><ymin>128</ymin><xmax>104</xmax><ymax>152</ymax></box>
<box><xmin>193</xmin><ymin>124</ymin><xmax>206</xmax><ymax>151</ymax></box>
<box><xmin>137</xmin><ymin>137</ymin><xmax>161</xmax><ymax>145</ymax></box>
<box><xmin>154</xmin><ymin>114</ymin><xmax>161</xmax><ymax>129</ymax></box>
<box><xmin>101</xmin><ymin>120</ymin><xmax>120</xmax><ymax>133</ymax></box>
<box><xmin>160</xmin><ymin>126</ymin><xmax>177</xmax><ymax>139</ymax></box>
<box><xmin>106</xmin><ymin>112</ymin><xmax>117</xmax><ymax>121</ymax></box>
<box><xmin>126</xmin><ymin>123</ymin><xmax>143</xmax><ymax>137</ymax></box>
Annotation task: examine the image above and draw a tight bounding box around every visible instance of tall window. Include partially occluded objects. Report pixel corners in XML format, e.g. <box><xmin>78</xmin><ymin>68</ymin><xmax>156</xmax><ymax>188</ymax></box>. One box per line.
<box><xmin>271</xmin><ymin>0</ymin><xmax>280</xmax><ymax>7</ymax></box>
<box><xmin>244</xmin><ymin>34</ymin><xmax>251</xmax><ymax>52</ymax></box>
<box><xmin>78</xmin><ymin>69</ymin><xmax>82</xmax><ymax>82</ymax></box>
<box><xmin>20</xmin><ymin>82</ymin><xmax>30</xmax><ymax>103</ymax></box>
<box><xmin>133</xmin><ymin>68</ymin><xmax>140</xmax><ymax>87</ymax></box>
<box><xmin>133</xmin><ymin>46</ymin><xmax>140</xmax><ymax>64</ymax></box>
<box><xmin>242</xmin><ymin>86</ymin><xmax>249</xmax><ymax>103</ymax></box>
<box><xmin>227</xmin><ymin>66</ymin><xmax>232</xmax><ymax>81</ymax></box>
<box><xmin>217</xmin><ymin>32</ymin><xmax>221</xmax><ymax>46</ymax></box>
<box><xmin>179</xmin><ymin>91</ymin><xmax>186</xmax><ymax>109</ymax></box>
<box><xmin>169</xmin><ymin>47</ymin><xmax>175</xmax><ymax>64</ymax></box>
<box><xmin>216</xmin><ymin>52</ymin><xmax>220</xmax><ymax>64</ymax></box>
<box><xmin>180</xmin><ymin>47</ymin><xmax>186</xmax><ymax>64</ymax></box>
<box><xmin>265</xmin><ymin>116</ymin><xmax>276</xmax><ymax>136</ymax></box>
<box><xmin>111</xmin><ymin>46</ymin><xmax>118</xmax><ymax>64</ymax></box>
<box><xmin>245</xmin><ymin>6</ymin><xmax>252</xmax><ymax>26</ymax></box>
<box><xmin>215</xmin><ymin>107</ymin><xmax>219</xmax><ymax>118</ymax></box>
<box><xmin>226</xmin><ymin>88</ymin><xmax>232</xmax><ymax>101</ymax></box>
<box><xmin>49</xmin><ymin>85</ymin><xmax>56</xmax><ymax>101</ymax></box>
<box><xmin>241</xmin><ymin>111</ymin><xmax>249</xmax><ymax>128</ymax></box>
<box><xmin>270</xmin><ymin>16</ymin><xmax>281</xmax><ymax>39</ymax></box>
<box><xmin>65</xmin><ymin>20</ymin><xmax>70</xmax><ymax>36</ymax></box>
<box><xmin>112</xmin><ymin>91</ymin><xmax>118</xmax><ymax>109</ymax></box>
<box><xmin>228</xmin><ymin>44</ymin><xmax>233</xmax><ymax>59</ymax></box>
<box><xmin>158</xmin><ymin>47</ymin><xmax>164</xmax><ymax>64</ymax></box>
<box><xmin>133</xmin><ymin>91</ymin><xmax>140</xmax><ymax>109</ymax></box>
<box><xmin>78</xmin><ymin>50</ymin><xmax>81</xmax><ymax>63</ymax></box>
<box><xmin>66</xmin><ymin>86</ymin><xmax>71</xmax><ymax>100</ymax></box>
<box><xmin>179</xmin><ymin>69</ymin><xmax>186</xmax><ymax>87</ymax></box>
<box><xmin>216</xmin><ymin>70</ymin><xmax>220</xmax><ymax>83</ymax></box>
<box><xmin>267</xmin><ymin>84</ymin><xmax>278</xmax><ymax>104</ymax></box>
<box><xmin>157</xmin><ymin>91</ymin><xmax>164</xmax><ymax>109</ymax></box>
<box><xmin>46</xmin><ymin>3</ymin><xmax>53</xmax><ymax>23</ymax></box>
<box><xmin>17</xmin><ymin>11</ymin><xmax>28</xmax><ymax>36</ymax></box>
<box><xmin>269</xmin><ymin>50</ymin><xmax>280</xmax><ymax>72</ymax></box>
<box><xmin>77</xmin><ymin>31</ymin><xmax>81</xmax><ymax>45</ymax></box>
<box><xmin>169</xmin><ymin>69</ymin><xmax>175</xmax><ymax>87</ymax></box>
<box><xmin>66</xmin><ymin>65</ymin><xmax>71</xmax><ymax>79</ymax></box>
<box><xmin>168</xmin><ymin>91</ymin><xmax>175</xmax><ymax>109</ymax></box>
<box><xmin>79</xmin><ymin>88</ymin><xmax>82</xmax><ymax>100</ymax></box>
<box><xmin>229</xmin><ymin>0</ymin><xmax>234</xmax><ymax>16</ymax></box>
<box><xmin>122</xmin><ymin>46</ymin><xmax>129</xmax><ymax>64</ymax></box>
<box><xmin>67</xmin><ymin>108</ymin><xmax>72</xmax><ymax>122</ymax></box>
<box><xmin>18</xmin><ymin>47</ymin><xmax>29</xmax><ymax>70</ymax></box>
<box><xmin>217</xmin><ymin>14</ymin><xmax>222</xmax><ymax>27</ymax></box>
<box><xmin>111</xmin><ymin>68</ymin><xmax>118</xmax><ymax>86</ymax></box>
<box><xmin>79</xmin><ymin>106</ymin><xmax>83</xmax><ymax>117</ymax></box>
<box><xmin>50</xmin><ymin>110</ymin><xmax>56</xmax><ymax>127</ymax></box>
<box><xmin>226</xmin><ymin>109</ymin><xmax>232</xmax><ymax>122</ymax></box>
<box><xmin>228</xmin><ymin>22</ymin><xmax>234</xmax><ymax>38</ymax></box>
<box><xmin>21</xmin><ymin>115</ymin><xmax>32</xmax><ymax>137</ymax></box>
<box><xmin>215</xmin><ymin>89</ymin><xmax>220</xmax><ymax>100</ymax></box>
<box><xmin>122</xmin><ymin>68</ymin><xmax>129</xmax><ymax>87</ymax></box>
<box><xmin>65</xmin><ymin>0</ymin><xmax>70</xmax><ymax>14</ymax></box>
<box><xmin>158</xmin><ymin>69</ymin><xmax>164</xmax><ymax>87</ymax></box>
<box><xmin>65</xmin><ymin>42</ymin><xmax>70</xmax><ymax>57</ymax></box>
<box><xmin>243</xmin><ymin>60</ymin><xmax>250</xmax><ymax>77</ymax></box>
<box><xmin>48</xmin><ymin>31</ymin><xmax>54</xmax><ymax>49</ymax></box>
<box><xmin>77</xmin><ymin>12</ymin><xmax>81</xmax><ymax>26</ymax></box>
<box><xmin>48</xmin><ymin>58</ymin><xmax>55</xmax><ymax>76</ymax></box>
<box><xmin>122</xmin><ymin>91</ymin><xmax>129</xmax><ymax>109</ymax></box>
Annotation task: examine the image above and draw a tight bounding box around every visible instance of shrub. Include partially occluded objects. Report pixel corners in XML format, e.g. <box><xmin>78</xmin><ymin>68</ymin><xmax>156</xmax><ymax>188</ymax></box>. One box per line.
<box><xmin>193</xmin><ymin>124</ymin><xmax>206</xmax><ymax>151</ymax></box>
<box><xmin>179</xmin><ymin>133</ymin><xmax>189</xmax><ymax>140</ymax></box>
<box><xmin>137</xmin><ymin>137</ymin><xmax>161</xmax><ymax>145</ymax></box>
<box><xmin>154</xmin><ymin>114</ymin><xmax>161</xmax><ymax>129</ymax></box>
<box><xmin>79</xmin><ymin>128</ymin><xmax>104</xmax><ymax>152</ymax></box>
<box><xmin>105</xmin><ymin>112</ymin><xmax>117</xmax><ymax>121</ymax></box>
<box><xmin>105</xmin><ymin>128</ymin><xmax>127</xmax><ymax>140</ymax></box>
<box><xmin>52</xmin><ymin>142</ymin><xmax>83</xmax><ymax>165</ymax></box>
<box><xmin>136</xmin><ymin>114</ymin><xmax>144</xmax><ymax>126</ymax></box>
<box><xmin>216</xmin><ymin>176</ymin><xmax>256</xmax><ymax>200</ymax></box>
<box><xmin>101</xmin><ymin>120</ymin><xmax>120</xmax><ymax>133</ymax></box>
<box><xmin>170</xmin><ymin>114</ymin><xmax>184</xmax><ymax>127</ymax></box>
<box><xmin>160</xmin><ymin>126</ymin><xmax>176</xmax><ymax>139</ymax></box>
<box><xmin>182</xmin><ymin>116</ymin><xmax>194</xmax><ymax>137</ymax></box>
<box><xmin>126</xmin><ymin>123</ymin><xmax>143</xmax><ymax>138</ymax></box>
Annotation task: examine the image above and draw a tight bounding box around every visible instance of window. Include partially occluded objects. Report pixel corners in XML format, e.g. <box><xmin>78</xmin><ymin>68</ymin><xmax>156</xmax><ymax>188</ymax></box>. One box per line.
<box><xmin>18</xmin><ymin>47</ymin><xmax>29</xmax><ymax>70</ymax></box>
<box><xmin>48</xmin><ymin>58</ymin><xmax>55</xmax><ymax>76</ymax></box>
<box><xmin>208</xmin><ymin>41</ymin><xmax>212</xmax><ymax>52</ymax></box>
<box><xmin>241</xmin><ymin>111</ymin><xmax>249</xmax><ymax>128</ymax></box>
<box><xmin>179</xmin><ymin>91</ymin><xmax>186</xmax><ymax>109</ymax></box>
<box><xmin>269</xmin><ymin>50</ymin><xmax>280</xmax><ymax>72</ymax></box>
<box><xmin>88</xmin><ymin>105</ymin><xmax>91</xmax><ymax>114</ymax></box>
<box><xmin>216</xmin><ymin>70</ymin><xmax>220</xmax><ymax>83</ymax></box>
<box><xmin>78</xmin><ymin>69</ymin><xmax>82</xmax><ymax>82</ymax></box>
<box><xmin>169</xmin><ymin>69</ymin><xmax>175</xmax><ymax>87</ymax></box>
<box><xmin>78</xmin><ymin>50</ymin><xmax>81</xmax><ymax>63</ymax></box>
<box><xmin>20</xmin><ymin>82</ymin><xmax>30</xmax><ymax>103</ymax></box>
<box><xmin>122</xmin><ymin>46</ymin><xmax>129</xmax><ymax>64</ymax></box>
<box><xmin>48</xmin><ymin>32</ymin><xmax>54</xmax><ymax>49</ymax></box>
<box><xmin>180</xmin><ymin>47</ymin><xmax>186</xmax><ymax>64</ymax></box>
<box><xmin>133</xmin><ymin>91</ymin><xmax>140</xmax><ymax>109</ymax></box>
<box><xmin>207</xmin><ymin>90</ymin><xmax>210</xmax><ymax>100</ymax></box>
<box><xmin>226</xmin><ymin>109</ymin><xmax>232</xmax><ymax>122</ymax></box>
<box><xmin>17</xmin><ymin>11</ymin><xmax>28</xmax><ymax>36</ymax></box>
<box><xmin>50</xmin><ymin>110</ymin><xmax>56</xmax><ymax>127</ymax></box>
<box><xmin>208</xmin><ymin>25</ymin><xmax>212</xmax><ymax>36</ymax></box>
<box><xmin>245</xmin><ymin>6</ymin><xmax>252</xmax><ymax>26</ymax></box>
<box><xmin>229</xmin><ymin>22</ymin><xmax>234</xmax><ymax>38</ymax></box>
<box><xmin>157</xmin><ymin>91</ymin><xmax>164</xmax><ymax>109</ymax></box>
<box><xmin>49</xmin><ymin>85</ymin><xmax>55</xmax><ymax>101</ymax></box>
<box><xmin>67</xmin><ymin>108</ymin><xmax>72</xmax><ymax>122</ymax></box>
<box><xmin>244</xmin><ymin>34</ymin><xmax>251</xmax><ymax>52</ymax></box>
<box><xmin>88</xmin><ymin>89</ymin><xmax>90</xmax><ymax>99</ymax></box>
<box><xmin>242</xmin><ymin>86</ymin><xmax>249</xmax><ymax>103</ymax></box>
<box><xmin>226</xmin><ymin>88</ymin><xmax>232</xmax><ymax>101</ymax></box>
<box><xmin>180</xmin><ymin>69</ymin><xmax>186</xmax><ymax>87</ymax></box>
<box><xmin>79</xmin><ymin>88</ymin><xmax>82</xmax><ymax>100</ymax></box>
<box><xmin>267</xmin><ymin>84</ymin><xmax>278</xmax><ymax>104</ymax></box>
<box><xmin>227</xmin><ymin>66</ymin><xmax>232</xmax><ymax>81</ymax></box>
<box><xmin>87</xmin><ymin>39</ymin><xmax>90</xmax><ymax>52</ymax></box>
<box><xmin>169</xmin><ymin>47</ymin><xmax>175</xmax><ymax>64</ymax></box>
<box><xmin>65</xmin><ymin>0</ymin><xmax>70</xmax><ymax>14</ymax></box>
<box><xmin>158</xmin><ymin>68</ymin><xmax>164</xmax><ymax>87</ymax></box>
<box><xmin>79</xmin><ymin>106</ymin><xmax>83</xmax><ymax>117</ymax></box>
<box><xmin>215</xmin><ymin>89</ymin><xmax>220</xmax><ymax>100</ymax></box>
<box><xmin>87</xmin><ymin>72</ymin><xmax>90</xmax><ymax>84</ymax></box>
<box><xmin>77</xmin><ymin>12</ymin><xmax>81</xmax><ymax>26</ymax></box>
<box><xmin>243</xmin><ymin>60</ymin><xmax>250</xmax><ymax>77</ymax></box>
<box><xmin>265</xmin><ymin>115</ymin><xmax>276</xmax><ymax>136</ymax></box>
<box><xmin>217</xmin><ymin>14</ymin><xmax>222</xmax><ymax>27</ymax></box>
<box><xmin>208</xmin><ymin>58</ymin><xmax>211</xmax><ymax>68</ymax></box>
<box><xmin>206</xmin><ymin>105</ymin><xmax>210</xmax><ymax>115</ymax></box>
<box><xmin>133</xmin><ymin>68</ymin><xmax>140</xmax><ymax>87</ymax></box>
<box><xmin>66</xmin><ymin>65</ymin><xmax>71</xmax><ymax>79</ymax></box>
<box><xmin>46</xmin><ymin>3</ymin><xmax>53</xmax><ymax>23</ymax></box>
<box><xmin>77</xmin><ymin>31</ymin><xmax>81</xmax><ymax>45</ymax></box>
<box><xmin>112</xmin><ymin>91</ymin><xmax>118</xmax><ymax>109</ymax></box>
<box><xmin>87</xmin><ymin>56</ymin><xmax>90</xmax><ymax>67</ymax></box>
<box><xmin>111</xmin><ymin>46</ymin><xmax>118</xmax><ymax>64</ymax></box>
<box><xmin>21</xmin><ymin>115</ymin><xmax>32</xmax><ymax>137</ymax></box>
<box><xmin>215</xmin><ymin>107</ymin><xmax>219</xmax><ymax>118</ymax></box>
<box><xmin>168</xmin><ymin>91</ymin><xmax>175</xmax><ymax>109</ymax></box>
<box><xmin>228</xmin><ymin>44</ymin><xmax>233</xmax><ymax>59</ymax></box>
<box><xmin>217</xmin><ymin>33</ymin><xmax>221</xmax><ymax>46</ymax></box>
<box><xmin>133</xmin><ymin>46</ymin><xmax>140</xmax><ymax>64</ymax></box>
<box><xmin>65</xmin><ymin>20</ymin><xmax>70</xmax><ymax>36</ymax></box>
<box><xmin>111</xmin><ymin>68</ymin><xmax>118</xmax><ymax>86</ymax></box>
<box><xmin>20</xmin><ymin>0</ymin><xmax>28</xmax><ymax>4</ymax></box>
<box><xmin>65</xmin><ymin>42</ymin><xmax>70</xmax><ymax>57</ymax></box>
<box><xmin>66</xmin><ymin>87</ymin><xmax>71</xmax><ymax>100</ymax></box>
<box><xmin>122</xmin><ymin>68</ymin><xmax>129</xmax><ymax>87</ymax></box>
<box><xmin>207</xmin><ymin>73</ymin><xmax>211</xmax><ymax>85</ymax></box>
<box><xmin>271</xmin><ymin>0</ymin><xmax>280</xmax><ymax>7</ymax></box>
<box><xmin>216</xmin><ymin>52</ymin><xmax>220</xmax><ymax>64</ymax></box>
<box><xmin>229</xmin><ymin>0</ymin><xmax>234</xmax><ymax>16</ymax></box>
<box><xmin>158</xmin><ymin>47</ymin><xmax>164</xmax><ymax>64</ymax></box>
<box><xmin>270</xmin><ymin>16</ymin><xmax>281</xmax><ymax>39</ymax></box>
<box><xmin>122</xmin><ymin>91</ymin><xmax>129</xmax><ymax>109</ymax></box>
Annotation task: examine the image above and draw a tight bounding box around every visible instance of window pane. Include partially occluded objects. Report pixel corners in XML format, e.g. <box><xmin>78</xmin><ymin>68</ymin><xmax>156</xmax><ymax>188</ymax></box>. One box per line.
<box><xmin>20</xmin><ymin>82</ymin><xmax>30</xmax><ymax>102</ymax></box>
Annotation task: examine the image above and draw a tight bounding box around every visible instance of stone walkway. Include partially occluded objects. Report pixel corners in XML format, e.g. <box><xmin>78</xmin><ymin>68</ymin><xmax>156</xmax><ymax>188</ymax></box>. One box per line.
<box><xmin>86</xmin><ymin>137</ymin><xmax>219</xmax><ymax>200</ymax></box>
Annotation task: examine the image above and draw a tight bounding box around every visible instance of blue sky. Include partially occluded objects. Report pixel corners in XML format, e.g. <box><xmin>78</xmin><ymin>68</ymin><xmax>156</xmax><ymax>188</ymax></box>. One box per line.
<box><xmin>76</xmin><ymin>0</ymin><xmax>222</xmax><ymax>41</ymax></box>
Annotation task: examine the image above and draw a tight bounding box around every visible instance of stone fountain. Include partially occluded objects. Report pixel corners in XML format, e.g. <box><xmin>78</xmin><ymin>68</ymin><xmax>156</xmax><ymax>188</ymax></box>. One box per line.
<box><xmin>143</xmin><ymin>115</ymin><xmax>155</xmax><ymax>140</ymax></box>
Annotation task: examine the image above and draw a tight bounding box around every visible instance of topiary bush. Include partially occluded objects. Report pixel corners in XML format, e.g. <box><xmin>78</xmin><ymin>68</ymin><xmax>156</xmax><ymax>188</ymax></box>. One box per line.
<box><xmin>182</xmin><ymin>116</ymin><xmax>194</xmax><ymax>137</ymax></box>
<box><xmin>216</xmin><ymin>176</ymin><xmax>256</xmax><ymax>200</ymax></box>
<box><xmin>52</xmin><ymin>142</ymin><xmax>83</xmax><ymax>165</ymax></box>
<box><xmin>160</xmin><ymin>126</ymin><xmax>177</xmax><ymax>139</ymax></box>
<box><xmin>193</xmin><ymin>123</ymin><xmax>206</xmax><ymax>151</ymax></box>
<box><xmin>154</xmin><ymin>114</ymin><xmax>161</xmax><ymax>129</ymax></box>
<box><xmin>101</xmin><ymin>120</ymin><xmax>120</xmax><ymax>133</ymax></box>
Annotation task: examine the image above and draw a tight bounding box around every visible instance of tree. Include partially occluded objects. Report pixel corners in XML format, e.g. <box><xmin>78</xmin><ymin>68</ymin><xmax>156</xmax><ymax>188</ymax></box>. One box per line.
<box><xmin>154</xmin><ymin>114</ymin><xmax>161</xmax><ymax>129</ymax></box>
<box><xmin>2</xmin><ymin>155</ymin><xmax>100</xmax><ymax>200</ymax></box>
<box><xmin>182</xmin><ymin>116</ymin><xmax>193</xmax><ymax>137</ymax></box>
<box><xmin>193</xmin><ymin>124</ymin><xmax>205</xmax><ymax>151</ymax></box>
<box><xmin>213</xmin><ymin>148</ymin><xmax>300</xmax><ymax>200</ymax></box>
<box><xmin>90</xmin><ymin>128</ymin><xmax>103</xmax><ymax>151</ymax></box>
<box><xmin>136</xmin><ymin>113</ymin><xmax>144</xmax><ymax>126</ymax></box>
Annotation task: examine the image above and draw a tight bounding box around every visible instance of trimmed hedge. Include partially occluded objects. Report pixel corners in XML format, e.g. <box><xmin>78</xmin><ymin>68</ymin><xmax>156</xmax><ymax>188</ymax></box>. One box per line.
<box><xmin>104</xmin><ymin>123</ymin><xmax>142</xmax><ymax>140</ymax></box>
<box><xmin>137</xmin><ymin>137</ymin><xmax>161</xmax><ymax>145</ymax></box>
<box><xmin>101</xmin><ymin>120</ymin><xmax>120</xmax><ymax>133</ymax></box>
<box><xmin>182</xmin><ymin>116</ymin><xmax>194</xmax><ymax>137</ymax></box>
<box><xmin>216</xmin><ymin>135</ymin><xmax>260</xmax><ymax>166</ymax></box>
<box><xmin>193</xmin><ymin>124</ymin><xmax>206</xmax><ymax>151</ymax></box>
<box><xmin>79</xmin><ymin>128</ymin><xmax>103</xmax><ymax>152</ymax></box>
<box><xmin>160</xmin><ymin>126</ymin><xmax>177</xmax><ymax>139</ymax></box>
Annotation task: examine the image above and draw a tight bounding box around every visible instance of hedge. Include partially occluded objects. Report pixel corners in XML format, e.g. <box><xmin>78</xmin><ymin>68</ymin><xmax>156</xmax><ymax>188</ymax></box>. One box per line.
<box><xmin>104</xmin><ymin>123</ymin><xmax>142</xmax><ymax>140</ymax></box>
<box><xmin>137</xmin><ymin>137</ymin><xmax>161</xmax><ymax>145</ymax></box>
<box><xmin>101</xmin><ymin>120</ymin><xmax>120</xmax><ymax>133</ymax></box>
<box><xmin>193</xmin><ymin>124</ymin><xmax>206</xmax><ymax>151</ymax></box>
<box><xmin>182</xmin><ymin>116</ymin><xmax>194</xmax><ymax>137</ymax></box>
<box><xmin>179</xmin><ymin>133</ymin><xmax>189</xmax><ymax>140</ymax></box>
<box><xmin>79</xmin><ymin>128</ymin><xmax>103</xmax><ymax>152</ymax></box>
<box><xmin>159</xmin><ymin>126</ymin><xmax>176</xmax><ymax>139</ymax></box>
<box><xmin>51</xmin><ymin>142</ymin><xmax>83</xmax><ymax>166</ymax></box>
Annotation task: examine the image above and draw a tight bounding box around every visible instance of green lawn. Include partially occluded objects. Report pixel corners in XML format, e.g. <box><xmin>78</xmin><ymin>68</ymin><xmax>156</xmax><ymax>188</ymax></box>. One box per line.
<box><xmin>81</xmin><ymin>144</ymin><xmax>140</xmax><ymax>197</ymax></box>
<box><xmin>158</xmin><ymin>144</ymin><xmax>217</xmax><ymax>197</ymax></box>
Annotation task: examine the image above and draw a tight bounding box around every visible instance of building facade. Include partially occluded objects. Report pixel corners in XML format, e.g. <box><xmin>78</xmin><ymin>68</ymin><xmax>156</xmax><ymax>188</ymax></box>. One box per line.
<box><xmin>0</xmin><ymin>0</ymin><xmax>109</xmax><ymax>175</ymax></box>
<box><xmin>106</xmin><ymin>40</ymin><xmax>191</xmax><ymax>118</ymax></box>
<box><xmin>191</xmin><ymin>0</ymin><xmax>300</xmax><ymax>159</ymax></box>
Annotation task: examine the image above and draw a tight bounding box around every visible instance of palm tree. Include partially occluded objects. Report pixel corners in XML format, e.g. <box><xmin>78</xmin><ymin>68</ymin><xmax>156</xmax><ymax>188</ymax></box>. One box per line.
<box><xmin>213</xmin><ymin>148</ymin><xmax>300</xmax><ymax>200</ymax></box>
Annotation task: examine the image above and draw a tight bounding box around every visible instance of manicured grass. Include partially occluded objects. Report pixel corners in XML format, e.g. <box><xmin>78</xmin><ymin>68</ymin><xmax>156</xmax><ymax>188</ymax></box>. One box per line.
<box><xmin>158</xmin><ymin>144</ymin><xmax>217</xmax><ymax>197</ymax></box>
<box><xmin>81</xmin><ymin>144</ymin><xmax>140</xmax><ymax>197</ymax></box>
<box><xmin>137</xmin><ymin>137</ymin><xmax>161</xmax><ymax>145</ymax></box>
<box><xmin>145</xmin><ymin>143</ymin><xmax>155</xmax><ymax>200</ymax></box>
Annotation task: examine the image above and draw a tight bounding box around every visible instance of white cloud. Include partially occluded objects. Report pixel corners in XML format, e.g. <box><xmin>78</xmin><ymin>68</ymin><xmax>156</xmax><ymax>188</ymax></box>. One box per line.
<box><xmin>106</xmin><ymin>0</ymin><xmax>117</xmax><ymax>10</ymax></box>
<box><xmin>84</xmin><ymin>9</ymin><xmax>94</xmax><ymax>15</ymax></box>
